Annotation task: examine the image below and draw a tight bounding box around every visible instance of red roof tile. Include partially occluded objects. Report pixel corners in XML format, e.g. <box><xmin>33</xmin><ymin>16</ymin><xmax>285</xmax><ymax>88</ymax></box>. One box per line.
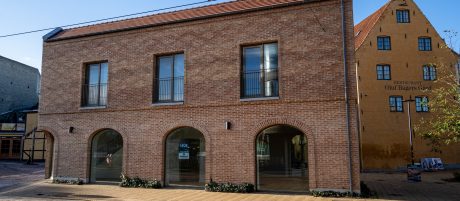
<box><xmin>354</xmin><ymin>2</ymin><xmax>390</xmax><ymax>50</ymax></box>
<box><xmin>48</xmin><ymin>0</ymin><xmax>311</xmax><ymax>41</ymax></box>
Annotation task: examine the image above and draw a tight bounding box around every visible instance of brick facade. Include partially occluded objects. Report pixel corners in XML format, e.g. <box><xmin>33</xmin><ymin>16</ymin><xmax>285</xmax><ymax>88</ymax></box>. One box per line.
<box><xmin>39</xmin><ymin>0</ymin><xmax>359</xmax><ymax>192</ymax></box>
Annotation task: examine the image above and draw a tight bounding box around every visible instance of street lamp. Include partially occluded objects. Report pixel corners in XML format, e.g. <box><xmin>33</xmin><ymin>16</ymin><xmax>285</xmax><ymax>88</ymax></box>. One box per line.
<box><xmin>403</xmin><ymin>96</ymin><xmax>415</xmax><ymax>165</ymax></box>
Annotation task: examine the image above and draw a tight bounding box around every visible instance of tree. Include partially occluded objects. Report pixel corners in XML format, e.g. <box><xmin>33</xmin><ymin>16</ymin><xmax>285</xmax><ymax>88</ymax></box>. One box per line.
<box><xmin>415</xmin><ymin>60</ymin><xmax>460</xmax><ymax>152</ymax></box>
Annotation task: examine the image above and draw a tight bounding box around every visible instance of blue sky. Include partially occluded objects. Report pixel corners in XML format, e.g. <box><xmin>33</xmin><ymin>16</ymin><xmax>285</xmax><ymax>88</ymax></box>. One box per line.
<box><xmin>0</xmin><ymin>0</ymin><xmax>458</xmax><ymax>72</ymax></box>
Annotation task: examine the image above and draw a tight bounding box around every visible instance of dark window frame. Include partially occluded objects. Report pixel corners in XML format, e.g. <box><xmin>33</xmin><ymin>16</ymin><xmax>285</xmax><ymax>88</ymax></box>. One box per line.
<box><xmin>423</xmin><ymin>65</ymin><xmax>437</xmax><ymax>81</ymax></box>
<box><xmin>389</xmin><ymin>96</ymin><xmax>404</xmax><ymax>112</ymax></box>
<box><xmin>415</xmin><ymin>96</ymin><xmax>430</xmax><ymax>112</ymax></box>
<box><xmin>81</xmin><ymin>61</ymin><xmax>109</xmax><ymax>107</ymax></box>
<box><xmin>241</xmin><ymin>42</ymin><xmax>279</xmax><ymax>99</ymax></box>
<box><xmin>418</xmin><ymin>37</ymin><xmax>432</xmax><ymax>51</ymax></box>
<box><xmin>377</xmin><ymin>36</ymin><xmax>392</xmax><ymax>50</ymax></box>
<box><xmin>154</xmin><ymin>53</ymin><xmax>185</xmax><ymax>103</ymax></box>
<box><xmin>396</xmin><ymin>10</ymin><xmax>410</xmax><ymax>23</ymax></box>
<box><xmin>376</xmin><ymin>64</ymin><xmax>392</xmax><ymax>80</ymax></box>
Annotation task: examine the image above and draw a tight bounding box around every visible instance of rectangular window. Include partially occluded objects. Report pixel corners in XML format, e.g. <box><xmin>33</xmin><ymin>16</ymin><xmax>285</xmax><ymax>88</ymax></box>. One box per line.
<box><xmin>82</xmin><ymin>62</ymin><xmax>108</xmax><ymax>107</ymax></box>
<box><xmin>377</xmin><ymin>65</ymin><xmax>391</xmax><ymax>80</ymax></box>
<box><xmin>377</xmin><ymin>36</ymin><xmax>391</xmax><ymax>50</ymax></box>
<box><xmin>241</xmin><ymin>43</ymin><xmax>278</xmax><ymax>99</ymax></box>
<box><xmin>415</xmin><ymin>96</ymin><xmax>429</xmax><ymax>112</ymax></box>
<box><xmin>389</xmin><ymin>96</ymin><xmax>404</xmax><ymax>112</ymax></box>
<box><xmin>396</xmin><ymin>10</ymin><xmax>410</xmax><ymax>23</ymax></box>
<box><xmin>418</xmin><ymin>37</ymin><xmax>432</xmax><ymax>51</ymax></box>
<box><xmin>155</xmin><ymin>53</ymin><xmax>184</xmax><ymax>103</ymax></box>
<box><xmin>423</xmin><ymin>65</ymin><xmax>437</xmax><ymax>81</ymax></box>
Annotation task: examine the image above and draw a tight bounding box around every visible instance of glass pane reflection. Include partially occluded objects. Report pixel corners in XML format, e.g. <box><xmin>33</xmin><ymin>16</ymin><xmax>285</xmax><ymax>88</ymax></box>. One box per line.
<box><xmin>166</xmin><ymin>127</ymin><xmax>205</xmax><ymax>186</ymax></box>
<box><xmin>257</xmin><ymin>125</ymin><xmax>308</xmax><ymax>192</ymax></box>
<box><xmin>91</xmin><ymin>129</ymin><xmax>123</xmax><ymax>182</ymax></box>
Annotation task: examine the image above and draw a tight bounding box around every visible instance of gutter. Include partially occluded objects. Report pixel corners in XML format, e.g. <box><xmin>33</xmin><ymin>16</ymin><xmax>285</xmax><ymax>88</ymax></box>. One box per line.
<box><xmin>340</xmin><ymin>0</ymin><xmax>354</xmax><ymax>193</ymax></box>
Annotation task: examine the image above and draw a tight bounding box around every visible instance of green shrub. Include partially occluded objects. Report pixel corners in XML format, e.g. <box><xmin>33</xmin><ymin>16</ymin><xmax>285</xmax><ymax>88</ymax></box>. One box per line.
<box><xmin>120</xmin><ymin>174</ymin><xmax>162</xmax><ymax>189</ymax></box>
<box><xmin>205</xmin><ymin>182</ymin><xmax>255</xmax><ymax>193</ymax></box>
<box><xmin>311</xmin><ymin>191</ymin><xmax>359</xmax><ymax>197</ymax></box>
<box><xmin>311</xmin><ymin>182</ymin><xmax>376</xmax><ymax>198</ymax></box>
<box><xmin>52</xmin><ymin>177</ymin><xmax>84</xmax><ymax>185</ymax></box>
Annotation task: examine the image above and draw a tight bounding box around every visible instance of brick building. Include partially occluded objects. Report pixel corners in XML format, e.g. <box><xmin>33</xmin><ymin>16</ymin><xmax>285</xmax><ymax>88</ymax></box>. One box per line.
<box><xmin>39</xmin><ymin>0</ymin><xmax>359</xmax><ymax>193</ymax></box>
<box><xmin>355</xmin><ymin>0</ymin><xmax>460</xmax><ymax>170</ymax></box>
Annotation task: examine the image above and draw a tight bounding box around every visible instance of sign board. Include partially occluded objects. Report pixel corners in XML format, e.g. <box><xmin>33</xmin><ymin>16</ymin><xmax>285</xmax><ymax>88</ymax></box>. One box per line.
<box><xmin>384</xmin><ymin>81</ymin><xmax>432</xmax><ymax>91</ymax></box>
<box><xmin>421</xmin><ymin>158</ymin><xmax>444</xmax><ymax>171</ymax></box>
<box><xmin>178</xmin><ymin>143</ymin><xmax>190</xmax><ymax>160</ymax></box>
<box><xmin>407</xmin><ymin>164</ymin><xmax>422</xmax><ymax>182</ymax></box>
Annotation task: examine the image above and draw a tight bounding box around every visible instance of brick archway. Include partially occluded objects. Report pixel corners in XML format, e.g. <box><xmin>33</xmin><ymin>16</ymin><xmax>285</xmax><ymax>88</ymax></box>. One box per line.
<box><xmin>39</xmin><ymin>126</ymin><xmax>58</xmax><ymax>179</ymax></box>
<box><xmin>159</xmin><ymin>122</ymin><xmax>212</xmax><ymax>185</ymax></box>
<box><xmin>250</xmin><ymin>118</ymin><xmax>317</xmax><ymax>190</ymax></box>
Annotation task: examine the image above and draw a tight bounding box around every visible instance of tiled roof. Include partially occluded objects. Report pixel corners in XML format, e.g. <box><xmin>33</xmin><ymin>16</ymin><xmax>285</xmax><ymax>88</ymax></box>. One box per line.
<box><xmin>47</xmin><ymin>0</ymin><xmax>312</xmax><ymax>41</ymax></box>
<box><xmin>354</xmin><ymin>2</ymin><xmax>390</xmax><ymax>50</ymax></box>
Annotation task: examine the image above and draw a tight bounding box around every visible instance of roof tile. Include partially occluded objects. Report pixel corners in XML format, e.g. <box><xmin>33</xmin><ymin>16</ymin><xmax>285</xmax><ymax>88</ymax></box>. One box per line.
<box><xmin>49</xmin><ymin>0</ymin><xmax>307</xmax><ymax>41</ymax></box>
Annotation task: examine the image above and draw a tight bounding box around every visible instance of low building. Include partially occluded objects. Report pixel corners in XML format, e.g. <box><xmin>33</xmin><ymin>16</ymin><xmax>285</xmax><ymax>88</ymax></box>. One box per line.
<box><xmin>39</xmin><ymin>0</ymin><xmax>359</xmax><ymax>193</ymax></box>
<box><xmin>0</xmin><ymin>110</ymin><xmax>45</xmax><ymax>161</ymax></box>
<box><xmin>355</xmin><ymin>0</ymin><xmax>460</xmax><ymax>170</ymax></box>
<box><xmin>0</xmin><ymin>55</ymin><xmax>40</xmax><ymax>114</ymax></box>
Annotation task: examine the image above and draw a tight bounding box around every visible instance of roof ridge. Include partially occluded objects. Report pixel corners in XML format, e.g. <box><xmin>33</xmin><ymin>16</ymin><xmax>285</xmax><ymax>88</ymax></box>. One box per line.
<box><xmin>63</xmin><ymin>0</ymin><xmax>239</xmax><ymax>31</ymax></box>
<box><xmin>354</xmin><ymin>1</ymin><xmax>391</xmax><ymax>51</ymax></box>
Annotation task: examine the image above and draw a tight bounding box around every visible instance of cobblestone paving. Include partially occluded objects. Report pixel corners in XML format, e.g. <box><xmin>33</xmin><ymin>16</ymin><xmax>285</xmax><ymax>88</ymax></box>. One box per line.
<box><xmin>362</xmin><ymin>171</ymin><xmax>460</xmax><ymax>201</ymax></box>
<box><xmin>0</xmin><ymin>161</ymin><xmax>44</xmax><ymax>193</ymax></box>
<box><xmin>1</xmin><ymin>161</ymin><xmax>459</xmax><ymax>201</ymax></box>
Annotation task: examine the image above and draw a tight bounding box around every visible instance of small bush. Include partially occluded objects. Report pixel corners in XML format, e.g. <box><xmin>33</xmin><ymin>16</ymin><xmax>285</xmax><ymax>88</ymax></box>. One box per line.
<box><xmin>454</xmin><ymin>172</ymin><xmax>460</xmax><ymax>181</ymax></box>
<box><xmin>52</xmin><ymin>178</ymin><xmax>84</xmax><ymax>185</ymax></box>
<box><xmin>311</xmin><ymin>182</ymin><xmax>376</xmax><ymax>198</ymax></box>
<box><xmin>311</xmin><ymin>191</ymin><xmax>359</xmax><ymax>198</ymax></box>
<box><xmin>120</xmin><ymin>174</ymin><xmax>162</xmax><ymax>189</ymax></box>
<box><xmin>205</xmin><ymin>182</ymin><xmax>255</xmax><ymax>193</ymax></box>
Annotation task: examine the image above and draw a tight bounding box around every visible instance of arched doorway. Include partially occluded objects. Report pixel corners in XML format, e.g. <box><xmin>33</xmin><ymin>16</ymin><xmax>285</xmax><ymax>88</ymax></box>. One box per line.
<box><xmin>90</xmin><ymin>129</ymin><xmax>123</xmax><ymax>182</ymax></box>
<box><xmin>256</xmin><ymin>125</ymin><xmax>308</xmax><ymax>192</ymax></box>
<box><xmin>165</xmin><ymin>127</ymin><xmax>205</xmax><ymax>186</ymax></box>
<box><xmin>44</xmin><ymin>131</ymin><xmax>55</xmax><ymax>179</ymax></box>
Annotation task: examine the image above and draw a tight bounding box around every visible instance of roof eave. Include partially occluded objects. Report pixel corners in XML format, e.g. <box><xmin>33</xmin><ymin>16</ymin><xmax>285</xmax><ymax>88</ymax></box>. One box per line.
<box><xmin>46</xmin><ymin>0</ymin><xmax>325</xmax><ymax>42</ymax></box>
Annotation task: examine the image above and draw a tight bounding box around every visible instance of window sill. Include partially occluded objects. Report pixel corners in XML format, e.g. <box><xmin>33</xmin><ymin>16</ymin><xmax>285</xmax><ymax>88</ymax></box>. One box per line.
<box><xmin>80</xmin><ymin>106</ymin><xmax>107</xmax><ymax>110</ymax></box>
<box><xmin>240</xmin><ymin>96</ymin><xmax>279</xmax><ymax>102</ymax></box>
<box><xmin>152</xmin><ymin>102</ymin><xmax>184</xmax><ymax>107</ymax></box>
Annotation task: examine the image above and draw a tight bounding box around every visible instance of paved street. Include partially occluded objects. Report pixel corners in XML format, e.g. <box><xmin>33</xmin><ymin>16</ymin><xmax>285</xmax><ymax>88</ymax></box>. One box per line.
<box><xmin>0</xmin><ymin>161</ymin><xmax>44</xmax><ymax>193</ymax></box>
<box><xmin>1</xmin><ymin>161</ymin><xmax>460</xmax><ymax>200</ymax></box>
<box><xmin>362</xmin><ymin>171</ymin><xmax>460</xmax><ymax>201</ymax></box>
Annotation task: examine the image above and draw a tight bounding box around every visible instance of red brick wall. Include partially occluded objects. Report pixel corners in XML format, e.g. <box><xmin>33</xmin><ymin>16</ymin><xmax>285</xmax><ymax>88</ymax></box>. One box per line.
<box><xmin>39</xmin><ymin>0</ymin><xmax>359</xmax><ymax>192</ymax></box>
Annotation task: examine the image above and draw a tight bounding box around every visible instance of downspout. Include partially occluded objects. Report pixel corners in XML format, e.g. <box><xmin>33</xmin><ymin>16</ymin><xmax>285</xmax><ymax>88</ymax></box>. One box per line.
<box><xmin>340</xmin><ymin>0</ymin><xmax>354</xmax><ymax>193</ymax></box>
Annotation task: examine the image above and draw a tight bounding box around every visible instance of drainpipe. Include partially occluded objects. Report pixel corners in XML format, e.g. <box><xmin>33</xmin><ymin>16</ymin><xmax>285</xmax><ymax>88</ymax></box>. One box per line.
<box><xmin>340</xmin><ymin>0</ymin><xmax>354</xmax><ymax>194</ymax></box>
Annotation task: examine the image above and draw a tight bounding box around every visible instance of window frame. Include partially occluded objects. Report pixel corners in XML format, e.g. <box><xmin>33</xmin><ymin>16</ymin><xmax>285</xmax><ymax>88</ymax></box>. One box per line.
<box><xmin>418</xmin><ymin>37</ymin><xmax>432</xmax><ymax>51</ymax></box>
<box><xmin>377</xmin><ymin>36</ymin><xmax>392</xmax><ymax>50</ymax></box>
<box><xmin>81</xmin><ymin>61</ymin><xmax>109</xmax><ymax>107</ymax></box>
<box><xmin>423</xmin><ymin>65</ymin><xmax>437</xmax><ymax>81</ymax></box>
<box><xmin>389</xmin><ymin>96</ymin><xmax>404</xmax><ymax>112</ymax></box>
<box><xmin>240</xmin><ymin>42</ymin><xmax>279</xmax><ymax>99</ymax></box>
<box><xmin>415</xmin><ymin>96</ymin><xmax>429</xmax><ymax>112</ymax></box>
<box><xmin>154</xmin><ymin>53</ymin><xmax>185</xmax><ymax>103</ymax></box>
<box><xmin>396</xmin><ymin>9</ymin><xmax>410</xmax><ymax>23</ymax></box>
<box><xmin>376</xmin><ymin>64</ymin><xmax>391</xmax><ymax>80</ymax></box>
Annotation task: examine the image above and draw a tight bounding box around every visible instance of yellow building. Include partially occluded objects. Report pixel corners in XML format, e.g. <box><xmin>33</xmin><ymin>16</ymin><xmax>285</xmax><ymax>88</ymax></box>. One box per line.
<box><xmin>355</xmin><ymin>0</ymin><xmax>460</xmax><ymax>170</ymax></box>
<box><xmin>22</xmin><ymin>111</ymin><xmax>46</xmax><ymax>162</ymax></box>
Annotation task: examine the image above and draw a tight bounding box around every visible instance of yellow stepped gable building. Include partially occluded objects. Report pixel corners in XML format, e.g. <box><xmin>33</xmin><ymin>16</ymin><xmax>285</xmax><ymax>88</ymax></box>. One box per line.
<box><xmin>355</xmin><ymin>0</ymin><xmax>460</xmax><ymax>170</ymax></box>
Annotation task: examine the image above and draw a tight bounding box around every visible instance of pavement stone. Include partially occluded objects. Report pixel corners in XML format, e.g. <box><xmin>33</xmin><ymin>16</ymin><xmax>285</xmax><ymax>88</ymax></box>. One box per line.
<box><xmin>1</xmin><ymin>161</ymin><xmax>460</xmax><ymax>201</ymax></box>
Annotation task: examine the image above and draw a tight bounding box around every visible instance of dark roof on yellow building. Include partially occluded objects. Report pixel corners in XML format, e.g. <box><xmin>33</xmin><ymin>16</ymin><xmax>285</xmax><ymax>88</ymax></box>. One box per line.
<box><xmin>354</xmin><ymin>2</ymin><xmax>390</xmax><ymax>50</ymax></box>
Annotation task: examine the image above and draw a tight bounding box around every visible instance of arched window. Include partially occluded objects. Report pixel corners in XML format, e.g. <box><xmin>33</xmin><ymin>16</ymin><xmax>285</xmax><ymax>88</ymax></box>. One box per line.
<box><xmin>90</xmin><ymin>129</ymin><xmax>123</xmax><ymax>182</ymax></box>
<box><xmin>256</xmin><ymin>125</ymin><xmax>308</xmax><ymax>192</ymax></box>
